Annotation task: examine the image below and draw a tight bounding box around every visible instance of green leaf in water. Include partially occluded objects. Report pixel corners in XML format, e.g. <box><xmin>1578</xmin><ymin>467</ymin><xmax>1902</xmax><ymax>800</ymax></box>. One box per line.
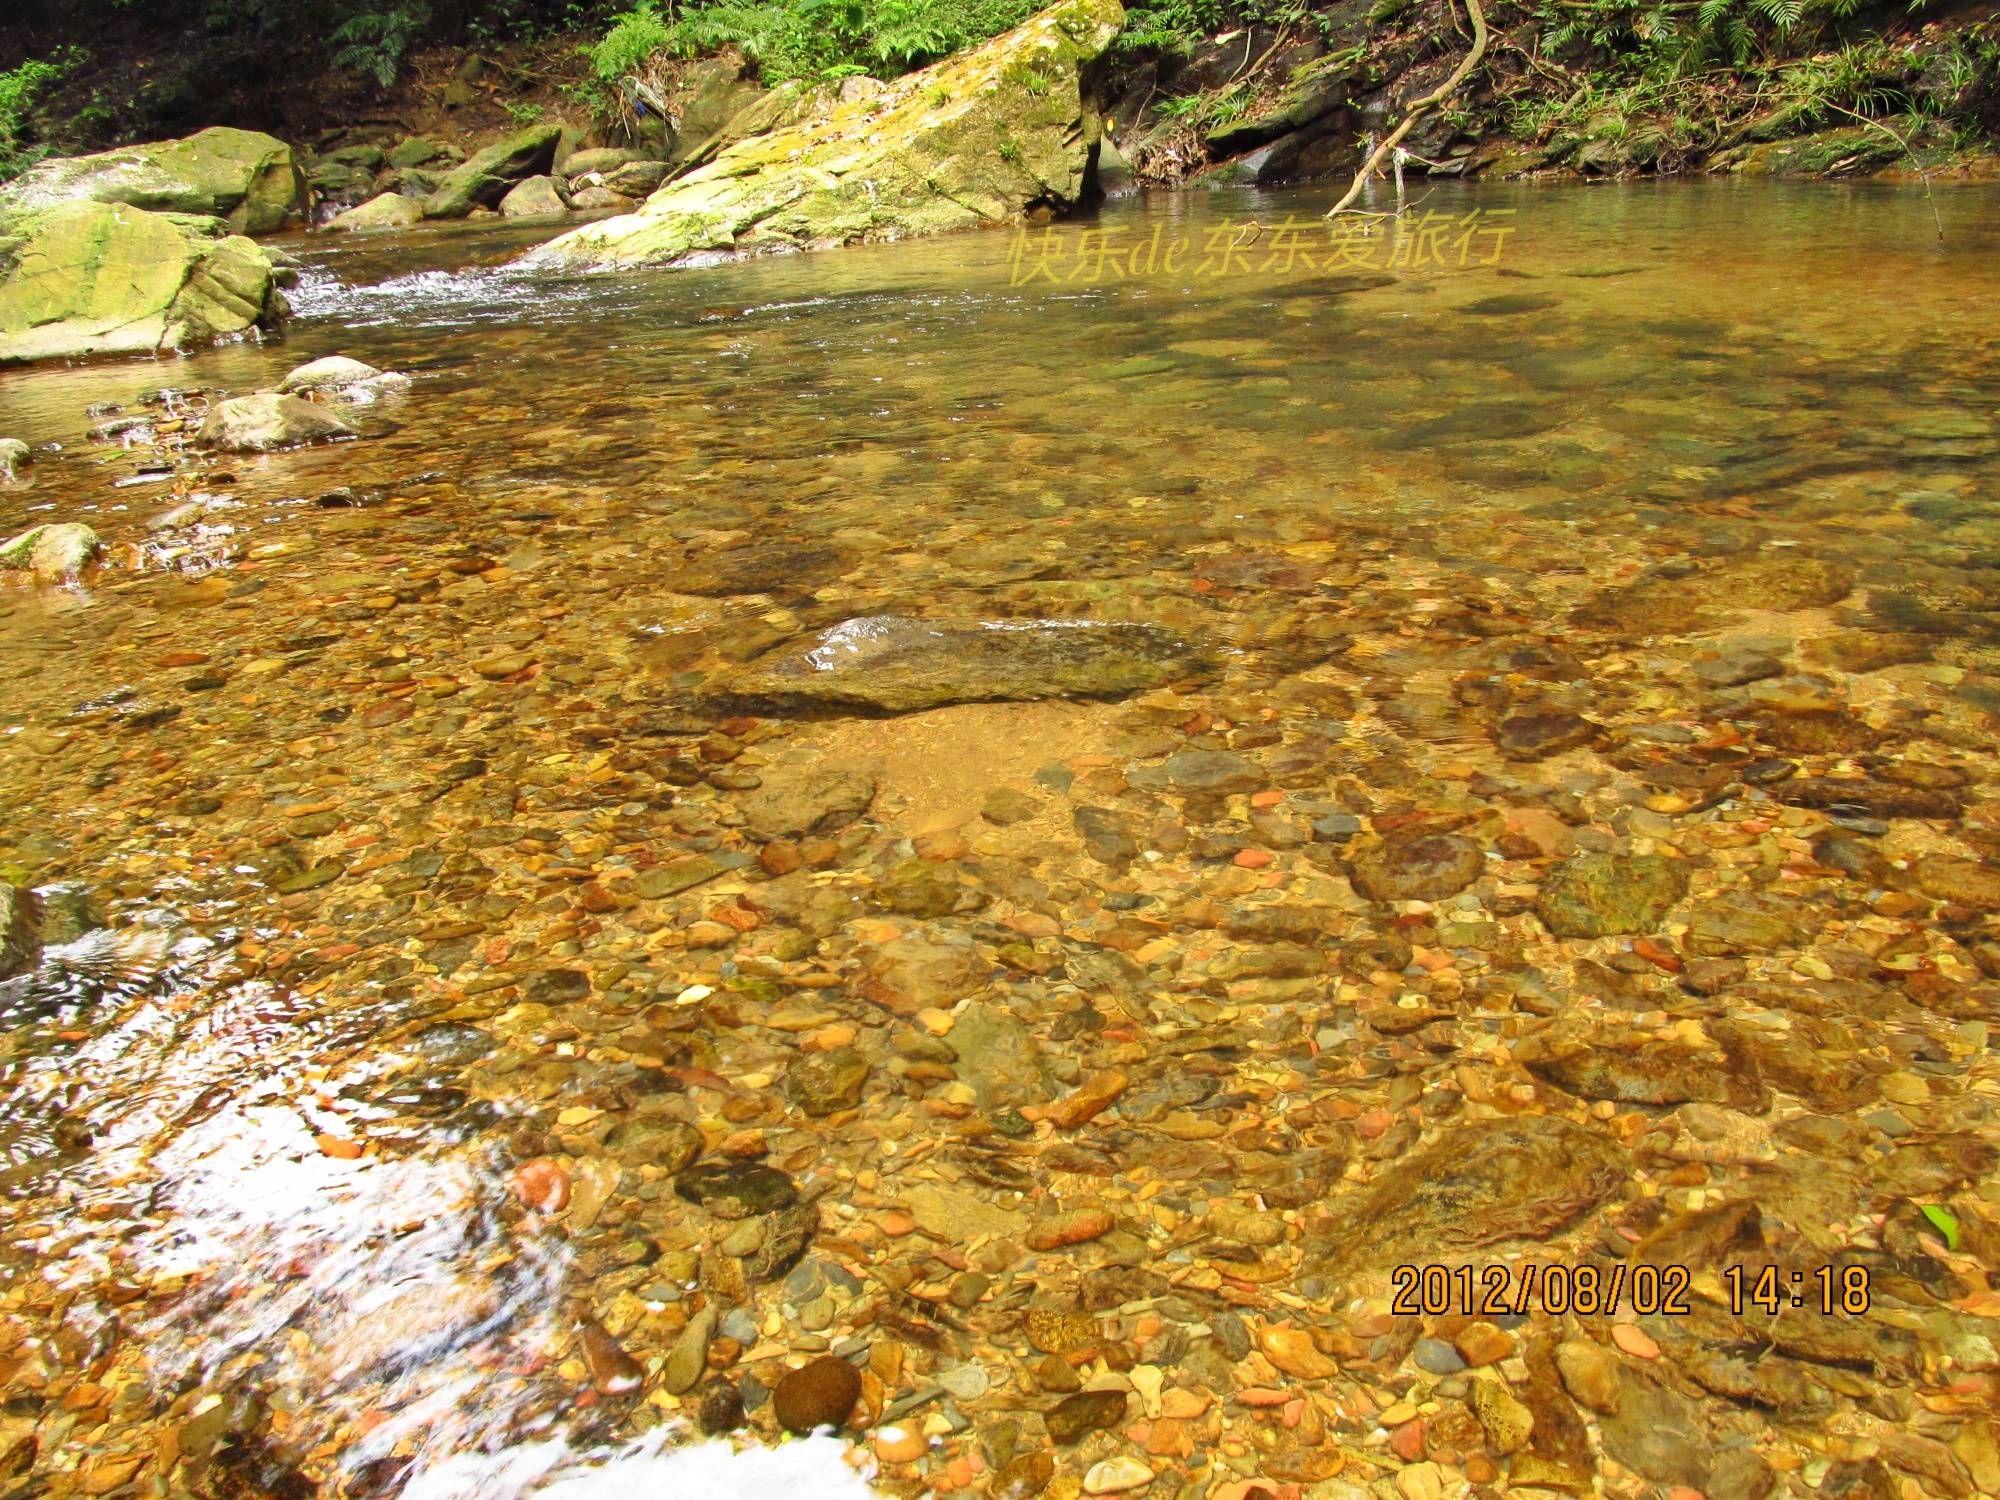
<box><xmin>1920</xmin><ymin>1203</ymin><xmax>1960</xmax><ymax>1250</ymax></box>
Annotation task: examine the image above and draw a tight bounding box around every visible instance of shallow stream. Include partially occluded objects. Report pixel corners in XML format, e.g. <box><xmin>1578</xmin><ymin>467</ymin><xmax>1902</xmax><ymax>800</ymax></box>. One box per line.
<box><xmin>2</xmin><ymin>179</ymin><xmax>1999</xmax><ymax>1499</ymax></box>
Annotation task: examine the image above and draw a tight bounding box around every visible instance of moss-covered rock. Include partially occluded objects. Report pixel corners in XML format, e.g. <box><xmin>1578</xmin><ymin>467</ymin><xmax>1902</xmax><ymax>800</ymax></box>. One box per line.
<box><xmin>423</xmin><ymin>124</ymin><xmax>563</xmax><ymax>219</ymax></box>
<box><xmin>388</xmin><ymin>137</ymin><xmax>457</xmax><ymax>170</ymax></box>
<box><xmin>0</xmin><ymin>127</ymin><xmax>304</xmax><ymax>235</ymax></box>
<box><xmin>523</xmin><ymin>0</ymin><xmax>1123</xmax><ymax>270</ymax></box>
<box><xmin>0</xmin><ymin>201</ymin><xmax>286</xmax><ymax>365</ymax></box>
<box><xmin>1716</xmin><ymin>126</ymin><xmax>1906</xmax><ymax>177</ymax></box>
<box><xmin>0</xmin><ymin>523</ymin><xmax>101</xmax><ymax>581</ymax></box>
<box><xmin>499</xmin><ymin>175</ymin><xmax>569</xmax><ymax>217</ymax></box>
<box><xmin>668</xmin><ymin>56</ymin><xmax>771</xmax><ymax>168</ymax></box>
<box><xmin>327</xmin><ymin>193</ymin><xmax>427</xmax><ymax>233</ymax></box>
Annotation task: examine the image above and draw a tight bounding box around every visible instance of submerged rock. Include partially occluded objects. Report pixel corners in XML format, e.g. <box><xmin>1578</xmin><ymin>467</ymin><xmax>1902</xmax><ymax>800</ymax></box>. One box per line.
<box><xmin>705</xmin><ymin>615</ymin><xmax>1211</xmax><ymax>715</ymax></box>
<box><xmin>521</xmin><ymin>0</ymin><xmax>1123</xmax><ymax>270</ymax></box>
<box><xmin>1346</xmin><ymin>831</ymin><xmax>1484</xmax><ymax>902</ymax></box>
<box><xmin>199</xmin><ymin>394</ymin><xmax>357</xmax><ymax>452</ymax></box>
<box><xmin>0</xmin><ymin>127</ymin><xmax>304</xmax><ymax>234</ymax></box>
<box><xmin>0</xmin><ymin>522</ymin><xmax>100</xmax><ymax>582</ymax></box>
<box><xmin>1536</xmin><ymin>852</ymin><xmax>1688</xmax><ymax>937</ymax></box>
<box><xmin>1316</xmin><ymin>1117</ymin><xmax>1630</xmax><ymax>1270</ymax></box>
<box><xmin>0</xmin><ymin>438</ymin><xmax>27</xmax><ymax>477</ymax></box>
<box><xmin>0</xmin><ymin>201</ymin><xmax>286</xmax><ymax>363</ymax></box>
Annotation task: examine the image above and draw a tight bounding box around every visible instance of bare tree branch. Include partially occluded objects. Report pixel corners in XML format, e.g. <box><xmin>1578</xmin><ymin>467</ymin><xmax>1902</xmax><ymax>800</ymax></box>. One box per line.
<box><xmin>1326</xmin><ymin>0</ymin><xmax>1489</xmax><ymax>219</ymax></box>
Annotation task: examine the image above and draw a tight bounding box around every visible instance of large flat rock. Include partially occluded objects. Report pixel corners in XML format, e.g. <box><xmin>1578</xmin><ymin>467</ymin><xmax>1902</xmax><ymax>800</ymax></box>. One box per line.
<box><xmin>0</xmin><ymin>127</ymin><xmax>304</xmax><ymax>235</ymax></box>
<box><xmin>520</xmin><ymin>0</ymin><xmax>1122</xmax><ymax>270</ymax></box>
<box><xmin>703</xmin><ymin>615</ymin><xmax>1212</xmax><ymax>715</ymax></box>
<box><xmin>0</xmin><ymin>202</ymin><xmax>285</xmax><ymax>364</ymax></box>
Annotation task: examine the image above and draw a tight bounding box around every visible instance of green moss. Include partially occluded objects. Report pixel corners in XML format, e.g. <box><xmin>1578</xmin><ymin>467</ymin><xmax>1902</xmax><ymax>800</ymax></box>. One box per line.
<box><xmin>0</xmin><ymin>200</ymin><xmax>282</xmax><ymax>363</ymax></box>
<box><xmin>528</xmin><ymin>0</ymin><xmax>1123</xmax><ymax>269</ymax></box>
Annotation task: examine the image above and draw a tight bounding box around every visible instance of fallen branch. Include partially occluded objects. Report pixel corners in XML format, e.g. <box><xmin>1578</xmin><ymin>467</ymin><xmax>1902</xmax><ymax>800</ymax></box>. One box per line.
<box><xmin>1325</xmin><ymin>0</ymin><xmax>1489</xmax><ymax>218</ymax></box>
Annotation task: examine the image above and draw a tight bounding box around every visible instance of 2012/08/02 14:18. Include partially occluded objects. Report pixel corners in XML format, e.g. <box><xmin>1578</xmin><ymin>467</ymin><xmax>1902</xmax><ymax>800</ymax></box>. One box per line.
<box><xmin>1389</xmin><ymin>1261</ymin><xmax>1874</xmax><ymax>1318</ymax></box>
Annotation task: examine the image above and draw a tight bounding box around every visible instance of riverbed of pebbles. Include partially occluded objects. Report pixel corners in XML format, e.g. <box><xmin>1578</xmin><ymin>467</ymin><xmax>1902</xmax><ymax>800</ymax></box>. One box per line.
<box><xmin>2</xmin><ymin>231</ymin><xmax>2000</xmax><ymax>1500</ymax></box>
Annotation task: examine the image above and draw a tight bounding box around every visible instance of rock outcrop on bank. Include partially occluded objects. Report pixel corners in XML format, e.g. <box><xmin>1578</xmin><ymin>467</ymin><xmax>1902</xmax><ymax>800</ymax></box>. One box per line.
<box><xmin>0</xmin><ymin>127</ymin><xmax>304</xmax><ymax>235</ymax></box>
<box><xmin>521</xmin><ymin>0</ymin><xmax>1123</xmax><ymax>270</ymax></box>
<box><xmin>0</xmin><ymin>201</ymin><xmax>288</xmax><ymax>364</ymax></box>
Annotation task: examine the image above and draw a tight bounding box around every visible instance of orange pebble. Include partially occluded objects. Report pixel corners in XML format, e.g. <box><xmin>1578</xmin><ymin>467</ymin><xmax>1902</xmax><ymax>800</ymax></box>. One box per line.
<box><xmin>879</xmin><ymin>1212</ymin><xmax>917</xmax><ymax>1237</ymax></box>
<box><xmin>1390</xmin><ymin>1418</ymin><xmax>1426</xmax><ymax>1461</ymax></box>
<box><xmin>873</xmin><ymin>1429</ymin><xmax>925</xmax><ymax>1464</ymax></box>
<box><xmin>1250</xmin><ymin>790</ymin><xmax>1285</xmax><ymax>808</ymax></box>
<box><xmin>315</xmin><ymin>1133</ymin><xmax>364</xmax><ymax>1160</ymax></box>
<box><xmin>508</xmin><ymin>1157</ymin><xmax>570</xmax><ymax>1213</ymax></box>
<box><xmin>1612</xmin><ymin>1323</ymin><xmax>1661</xmax><ymax>1360</ymax></box>
<box><xmin>1233</xmin><ymin>849</ymin><xmax>1274</xmax><ymax>869</ymax></box>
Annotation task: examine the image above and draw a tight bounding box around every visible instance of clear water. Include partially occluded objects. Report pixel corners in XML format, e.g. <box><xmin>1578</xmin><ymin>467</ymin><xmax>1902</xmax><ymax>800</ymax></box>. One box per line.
<box><xmin>1</xmin><ymin>177</ymin><xmax>1998</xmax><ymax>1497</ymax></box>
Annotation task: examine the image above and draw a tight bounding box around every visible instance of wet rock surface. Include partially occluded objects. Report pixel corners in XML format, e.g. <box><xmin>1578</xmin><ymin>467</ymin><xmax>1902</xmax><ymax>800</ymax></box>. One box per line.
<box><xmin>705</xmin><ymin>615</ymin><xmax>1214</xmax><ymax>714</ymax></box>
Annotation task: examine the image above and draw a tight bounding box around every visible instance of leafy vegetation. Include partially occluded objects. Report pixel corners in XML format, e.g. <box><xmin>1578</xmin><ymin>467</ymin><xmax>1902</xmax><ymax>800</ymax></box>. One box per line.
<box><xmin>0</xmin><ymin>50</ymin><xmax>83</xmax><ymax>182</ymax></box>
<box><xmin>588</xmin><ymin>0</ymin><xmax>675</xmax><ymax>78</ymax></box>
<box><xmin>328</xmin><ymin>1</ymin><xmax>434</xmax><ymax>86</ymax></box>
<box><xmin>1501</xmin><ymin>0</ymin><xmax>1962</xmax><ymax>170</ymax></box>
<box><xmin>584</xmin><ymin>0</ymin><xmax>1045</xmax><ymax>86</ymax></box>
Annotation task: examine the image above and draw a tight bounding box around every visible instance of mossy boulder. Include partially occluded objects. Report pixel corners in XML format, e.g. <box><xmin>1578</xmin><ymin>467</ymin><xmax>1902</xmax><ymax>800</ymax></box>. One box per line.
<box><xmin>328</xmin><ymin>193</ymin><xmax>427</xmax><ymax>233</ymax></box>
<box><xmin>0</xmin><ymin>202</ymin><xmax>286</xmax><ymax>364</ymax></box>
<box><xmin>0</xmin><ymin>127</ymin><xmax>304</xmax><ymax>235</ymax></box>
<box><xmin>388</xmin><ymin>137</ymin><xmax>457</xmax><ymax>170</ymax></box>
<box><xmin>523</xmin><ymin>0</ymin><xmax>1124</xmax><ymax>271</ymax></box>
<box><xmin>423</xmin><ymin>123</ymin><xmax>563</xmax><ymax>219</ymax></box>
<box><xmin>499</xmin><ymin>175</ymin><xmax>569</xmax><ymax>217</ymax></box>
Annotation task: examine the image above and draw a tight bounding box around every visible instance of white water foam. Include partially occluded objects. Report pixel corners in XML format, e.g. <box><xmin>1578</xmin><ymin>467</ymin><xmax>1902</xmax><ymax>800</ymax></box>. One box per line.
<box><xmin>401</xmin><ymin>1428</ymin><xmax>884</xmax><ymax>1500</ymax></box>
